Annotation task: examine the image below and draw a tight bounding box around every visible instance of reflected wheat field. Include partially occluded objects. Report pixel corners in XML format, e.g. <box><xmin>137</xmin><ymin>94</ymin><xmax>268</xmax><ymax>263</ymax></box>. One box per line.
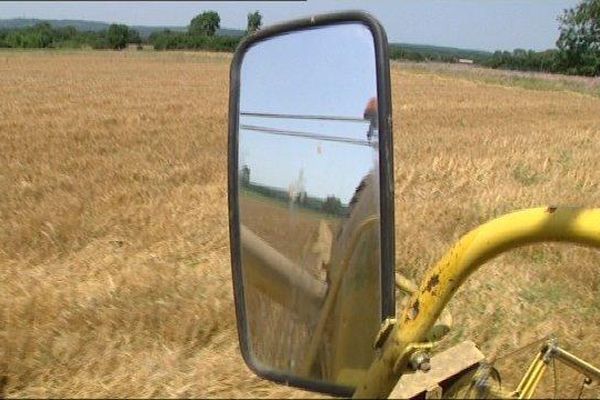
<box><xmin>1</xmin><ymin>50</ymin><xmax>599</xmax><ymax>398</ymax></box>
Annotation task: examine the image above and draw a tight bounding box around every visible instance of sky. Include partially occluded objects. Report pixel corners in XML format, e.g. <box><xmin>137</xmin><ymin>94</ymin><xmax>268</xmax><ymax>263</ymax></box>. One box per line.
<box><xmin>0</xmin><ymin>0</ymin><xmax>580</xmax><ymax>51</ymax></box>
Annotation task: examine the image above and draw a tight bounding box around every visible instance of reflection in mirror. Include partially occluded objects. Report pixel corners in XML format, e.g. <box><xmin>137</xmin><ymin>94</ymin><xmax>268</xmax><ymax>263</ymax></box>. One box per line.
<box><xmin>237</xmin><ymin>23</ymin><xmax>382</xmax><ymax>391</ymax></box>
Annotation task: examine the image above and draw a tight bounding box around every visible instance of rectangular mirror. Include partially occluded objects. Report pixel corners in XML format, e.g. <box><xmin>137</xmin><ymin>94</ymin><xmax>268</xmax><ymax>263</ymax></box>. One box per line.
<box><xmin>228</xmin><ymin>12</ymin><xmax>395</xmax><ymax>396</ymax></box>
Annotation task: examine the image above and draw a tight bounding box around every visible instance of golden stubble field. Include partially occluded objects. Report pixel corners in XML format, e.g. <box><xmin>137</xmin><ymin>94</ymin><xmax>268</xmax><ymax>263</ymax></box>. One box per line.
<box><xmin>1</xmin><ymin>50</ymin><xmax>599</xmax><ymax>398</ymax></box>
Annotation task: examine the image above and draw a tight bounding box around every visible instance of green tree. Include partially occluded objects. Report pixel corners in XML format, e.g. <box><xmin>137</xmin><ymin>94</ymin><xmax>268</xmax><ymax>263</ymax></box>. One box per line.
<box><xmin>128</xmin><ymin>29</ymin><xmax>142</xmax><ymax>45</ymax></box>
<box><xmin>247</xmin><ymin>11</ymin><xmax>262</xmax><ymax>33</ymax></box>
<box><xmin>321</xmin><ymin>195</ymin><xmax>344</xmax><ymax>216</ymax></box>
<box><xmin>107</xmin><ymin>24</ymin><xmax>130</xmax><ymax>50</ymax></box>
<box><xmin>33</xmin><ymin>22</ymin><xmax>53</xmax><ymax>47</ymax></box>
<box><xmin>556</xmin><ymin>0</ymin><xmax>600</xmax><ymax>76</ymax></box>
<box><xmin>189</xmin><ymin>11</ymin><xmax>221</xmax><ymax>36</ymax></box>
<box><xmin>240</xmin><ymin>165</ymin><xmax>251</xmax><ymax>187</ymax></box>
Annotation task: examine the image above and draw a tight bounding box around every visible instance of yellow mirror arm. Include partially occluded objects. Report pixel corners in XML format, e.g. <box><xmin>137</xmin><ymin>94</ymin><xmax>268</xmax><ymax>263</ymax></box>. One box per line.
<box><xmin>354</xmin><ymin>206</ymin><xmax>600</xmax><ymax>399</ymax></box>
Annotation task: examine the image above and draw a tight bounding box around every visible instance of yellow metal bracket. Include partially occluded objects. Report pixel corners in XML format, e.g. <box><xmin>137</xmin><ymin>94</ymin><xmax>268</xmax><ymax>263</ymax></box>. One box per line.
<box><xmin>512</xmin><ymin>343</ymin><xmax>553</xmax><ymax>399</ymax></box>
<box><xmin>354</xmin><ymin>206</ymin><xmax>600</xmax><ymax>399</ymax></box>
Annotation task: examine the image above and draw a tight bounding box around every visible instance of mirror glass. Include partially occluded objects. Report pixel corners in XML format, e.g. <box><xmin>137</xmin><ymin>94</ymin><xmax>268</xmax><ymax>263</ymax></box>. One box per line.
<box><xmin>236</xmin><ymin>22</ymin><xmax>383</xmax><ymax>392</ymax></box>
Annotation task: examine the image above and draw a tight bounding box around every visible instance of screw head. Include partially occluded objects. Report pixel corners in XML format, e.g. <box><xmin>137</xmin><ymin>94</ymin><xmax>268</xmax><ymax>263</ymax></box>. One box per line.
<box><xmin>409</xmin><ymin>351</ymin><xmax>431</xmax><ymax>372</ymax></box>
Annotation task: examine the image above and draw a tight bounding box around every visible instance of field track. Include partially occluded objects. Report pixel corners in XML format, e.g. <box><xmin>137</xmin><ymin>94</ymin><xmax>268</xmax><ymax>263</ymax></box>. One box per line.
<box><xmin>1</xmin><ymin>50</ymin><xmax>599</xmax><ymax>398</ymax></box>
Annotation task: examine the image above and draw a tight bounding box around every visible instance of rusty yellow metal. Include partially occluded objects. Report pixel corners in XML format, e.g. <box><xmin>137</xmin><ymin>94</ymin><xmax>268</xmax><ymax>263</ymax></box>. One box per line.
<box><xmin>354</xmin><ymin>206</ymin><xmax>600</xmax><ymax>399</ymax></box>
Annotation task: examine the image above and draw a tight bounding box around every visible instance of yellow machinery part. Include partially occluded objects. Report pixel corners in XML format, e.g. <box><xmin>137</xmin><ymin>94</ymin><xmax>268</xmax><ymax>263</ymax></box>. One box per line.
<box><xmin>354</xmin><ymin>206</ymin><xmax>600</xmax><ymax>399</ymax></box>
<box><xmin>513</xmin><ymin>338</ymin><xmax>600</xmax><ymax>399</ymax></box>
<box><xmin>513</xmin><ymin>351</ymin><xmax>548</xmax><ymax>399</ymax></box>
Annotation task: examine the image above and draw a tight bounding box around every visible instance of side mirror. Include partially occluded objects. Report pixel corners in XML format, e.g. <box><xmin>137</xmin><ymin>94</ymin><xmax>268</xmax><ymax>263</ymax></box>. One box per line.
<box><xmin>228</xmin><ymin>11</ymin><xmax>395</xmax><ymax>396</ymax></box>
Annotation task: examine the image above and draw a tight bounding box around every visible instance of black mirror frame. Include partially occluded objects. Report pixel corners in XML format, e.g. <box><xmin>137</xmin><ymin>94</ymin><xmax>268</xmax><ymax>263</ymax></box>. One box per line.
<box><xmin>227</xmin><ymin>10</ymin><xmax>395</xmax><ymax>397</ymax></box>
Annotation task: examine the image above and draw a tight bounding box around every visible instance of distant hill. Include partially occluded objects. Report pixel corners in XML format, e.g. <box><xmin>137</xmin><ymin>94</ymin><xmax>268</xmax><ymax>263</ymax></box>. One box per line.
<box><xmin>390</xmin><ymin>42</ymin><xmax>492</xmax><ymax>62</ymax></box>
<box><xmin>0</xmin><ymin>18</ymin><xmax>245</xmax><ymax>39</ymax></box>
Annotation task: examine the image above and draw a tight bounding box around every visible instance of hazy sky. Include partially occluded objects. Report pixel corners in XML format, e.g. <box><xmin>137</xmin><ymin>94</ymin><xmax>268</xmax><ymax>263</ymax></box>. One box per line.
<box><xmin>0</xmin><ymin>1</ymin><xmax>579</xmax><ymax>51</ymax></box>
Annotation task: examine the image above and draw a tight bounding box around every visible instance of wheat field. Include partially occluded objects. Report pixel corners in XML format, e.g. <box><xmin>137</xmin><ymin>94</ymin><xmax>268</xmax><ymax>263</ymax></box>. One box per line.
<box><xmin>1</xmin><ymin>50</ymin><xmax>599</xmax><ymax>398</ymax></box>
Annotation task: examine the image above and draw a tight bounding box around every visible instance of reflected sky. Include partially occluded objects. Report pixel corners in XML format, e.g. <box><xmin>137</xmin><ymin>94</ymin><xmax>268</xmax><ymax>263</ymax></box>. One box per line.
<box><xmin>239</xmin><ymin>23</ymin><xmax>378</xmax><ymax>204</ymax></box>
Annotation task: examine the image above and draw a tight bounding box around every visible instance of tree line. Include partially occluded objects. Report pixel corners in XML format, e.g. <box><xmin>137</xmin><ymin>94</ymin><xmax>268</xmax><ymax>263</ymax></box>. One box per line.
<box><xmin>481</xmin><ymin>49</ymin><xmax>561</xmax><ymax>73</ymax></box>
<box><xmin>0</xmin><ymin>22</ymin><xmax>142</xmax><ymax>50</ymax></box>
<box><xmin>477</xmin><ymin>0</ymin><xmax>598</xmax><ymax>76</ymax></box>
<box><xmin>0</xmin><ymin>10</ymin><xmax>262</xmax><ymax>51</ymax></box>
<box><xmin>0</xmin><ymin>2</ymin><xmax>597</xmax><ymax>76</ymax></box>
<box><xmin>389</xmin><ymin>44</ymin><xmax>490</xmax><ymax>64</ymax></box>
<box><xmin>149</xmin><ymin>10</ymin><xmax>260</xmax><ymax>51</ymax></box>
<box><xmin>390</xmin><ymin>0</ymin><xmax>599</xmax><ymax>77</ymax></box>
